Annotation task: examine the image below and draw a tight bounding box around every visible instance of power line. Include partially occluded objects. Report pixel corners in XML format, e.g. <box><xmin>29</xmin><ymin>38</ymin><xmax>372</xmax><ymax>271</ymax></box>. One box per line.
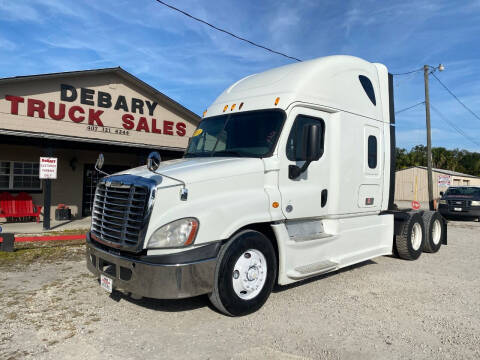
<box><xmin>395</xmin><ymin>101</ymin><xmax>425</xmax><ymax>114</ymax></box>
<box><xmin>430</xmin><ymin>104</ymin><xmax>480</xmax><ymax>147</ymax></box>
<box><xmin>431</xmin><ymin>72</ymin><xmax>480</xmax><ymax>123</ymax></box>
<box><xmin>391</xmin><ymin>67</ymin><xmax>423</xmax><ymax>76</ymax></box>
<box><xmin>153</xmin><ymin>0</ymin><xmax>303</xmax><ymax>62</ymax></box>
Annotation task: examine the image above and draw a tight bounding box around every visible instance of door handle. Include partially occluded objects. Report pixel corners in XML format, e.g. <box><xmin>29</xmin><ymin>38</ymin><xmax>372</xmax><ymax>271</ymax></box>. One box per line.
<box><xmin>321</xmin><ymin>189</ymin><xmax>328</xmax><ymax>207</ymax></box>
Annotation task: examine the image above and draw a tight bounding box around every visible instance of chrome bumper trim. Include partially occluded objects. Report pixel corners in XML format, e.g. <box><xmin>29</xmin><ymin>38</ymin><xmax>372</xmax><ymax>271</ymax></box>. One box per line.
<box><xmin>86</xmin><ymin>242</ymin><xmax>217</xmax><ymax>299</ymax></box>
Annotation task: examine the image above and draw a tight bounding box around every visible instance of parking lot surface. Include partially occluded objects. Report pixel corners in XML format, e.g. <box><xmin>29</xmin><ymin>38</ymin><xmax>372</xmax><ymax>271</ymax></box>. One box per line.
<box><xmin>1</xmin><ymin>221</ymin><xmax>479</xmax><ymax>360</ymax></box>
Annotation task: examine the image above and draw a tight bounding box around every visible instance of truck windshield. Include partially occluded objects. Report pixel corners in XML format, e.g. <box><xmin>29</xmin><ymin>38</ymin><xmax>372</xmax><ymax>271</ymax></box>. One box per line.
<box><xmin>185</xmin><ymin>110</ymin><xmax>285</xmax><ymax>158</ymax></box>
<box><xmin>445</xmin><ymin>187</ymin><xmax>480</xmax><ymax>197</ymax></box>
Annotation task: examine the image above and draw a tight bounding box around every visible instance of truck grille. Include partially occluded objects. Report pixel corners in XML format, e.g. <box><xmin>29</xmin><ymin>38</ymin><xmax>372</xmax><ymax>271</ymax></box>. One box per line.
<box><xmin>447</xmin><ymin>200</ymin><xmax>471</xmax><ymax>209</ymax></box>
<box><xmin>91</xmin><ymin>181</ymin><xmax>150</xmax><ymax>249</ymax></box>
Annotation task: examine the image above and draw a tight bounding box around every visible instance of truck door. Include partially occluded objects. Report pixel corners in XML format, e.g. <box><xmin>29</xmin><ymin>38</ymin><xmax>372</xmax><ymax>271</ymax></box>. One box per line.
<box><xmin>277</xmin><ymin>107</ymin><xmax>330</xmax><ymax>219</ymax></box>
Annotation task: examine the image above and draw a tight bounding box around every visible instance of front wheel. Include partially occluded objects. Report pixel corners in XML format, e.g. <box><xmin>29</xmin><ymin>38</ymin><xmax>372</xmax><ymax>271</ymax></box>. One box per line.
<box><xmin>209</xmin><ymin>230</ymin><xmax>277</xmax><ymax>316</ymax></box>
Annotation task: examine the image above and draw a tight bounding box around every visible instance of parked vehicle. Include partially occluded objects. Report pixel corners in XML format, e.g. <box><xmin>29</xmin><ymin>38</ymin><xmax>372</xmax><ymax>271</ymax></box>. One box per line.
<box><xmin>86</xmin><ymin>55</ymin><xmax>448</xmax><ymax>316</ymax></box>
<box><xmin>438</xmin><ymin>186</ymin><xmax>480</xmax><ymax>221</ymax></box>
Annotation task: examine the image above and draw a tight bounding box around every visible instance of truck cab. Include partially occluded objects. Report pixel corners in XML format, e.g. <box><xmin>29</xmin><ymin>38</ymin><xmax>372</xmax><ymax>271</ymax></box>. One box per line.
<box><xmin>86</xmin><ymin>55</ymin><xmax>447</xmax><ymax>316</ymax></box>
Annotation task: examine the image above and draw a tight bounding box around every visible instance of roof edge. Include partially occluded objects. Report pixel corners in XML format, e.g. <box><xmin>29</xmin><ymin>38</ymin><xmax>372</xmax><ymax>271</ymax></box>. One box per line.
<box><xmin>0</xmin><ymin>67</ymin><xmax>201</xmax><ymax>124</ymax></box>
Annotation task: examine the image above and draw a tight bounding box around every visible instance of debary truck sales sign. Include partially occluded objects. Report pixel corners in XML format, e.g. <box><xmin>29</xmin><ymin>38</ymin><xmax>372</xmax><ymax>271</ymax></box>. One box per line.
<box><xmin>0</xmin><ymin>71</ymin><xmax>197</xmax><ymax>149</ymax></box>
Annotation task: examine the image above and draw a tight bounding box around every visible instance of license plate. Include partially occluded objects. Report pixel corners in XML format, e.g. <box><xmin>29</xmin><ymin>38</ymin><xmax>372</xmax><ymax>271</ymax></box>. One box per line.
<box><xmin>100</xmin><ymin>274</ymin><xmax>113</xmax><ymax>293</ymax></box>
<box><xmin>453</xmin><ymin>207</ymin><xmax>462</xmax><ymax>212</ymax></box>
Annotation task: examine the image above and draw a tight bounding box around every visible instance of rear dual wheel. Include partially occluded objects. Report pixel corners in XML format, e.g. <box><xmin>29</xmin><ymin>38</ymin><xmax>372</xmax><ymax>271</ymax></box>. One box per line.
<box><xmin>395</xmin><ymin>212</ymin><xmax>425</xmax><ymax>260</ymax></box>
<box><xmin>422</xmin><ymin>211</ymin><xmax>445</xmax><ymax>253</ymax></box>
<box><xmin>209</xmin><ymin>230</ymin><xmax>277</xmax><ymax>316</ymax></box>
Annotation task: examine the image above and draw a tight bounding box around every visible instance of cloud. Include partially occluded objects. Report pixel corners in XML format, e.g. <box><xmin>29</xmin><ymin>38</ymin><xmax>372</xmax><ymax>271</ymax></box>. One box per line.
<box><xmin>0</xmin><ymin>0</ymin><xmax>479</xmax><ymax>148</ymax></box>
<box><xmin>0</xmin><ymin>1</ymin><xmax>41</xmax><ymax>22</ymax></box>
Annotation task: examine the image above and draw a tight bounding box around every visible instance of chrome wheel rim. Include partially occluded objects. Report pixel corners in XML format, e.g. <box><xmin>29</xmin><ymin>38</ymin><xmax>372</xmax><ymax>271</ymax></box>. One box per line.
<box><xmin>432</xmin><ymin>219</ymin><xmax>442</xmax><ymax>245</ymax></box>
<box><xmin>412</xmin><ymin>222</ymin><xmax>422</xmax><ymax>251</ymax></box>
<box><xmin>232</xmin><ymin>249</ymin><xmax>267</xmax><ymax>300</ymax></box>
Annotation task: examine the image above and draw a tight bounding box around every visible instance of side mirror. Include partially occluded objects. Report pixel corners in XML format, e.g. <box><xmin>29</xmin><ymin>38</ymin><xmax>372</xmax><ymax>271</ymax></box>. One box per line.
<box><xmin>94</xmin><ymin>153</ymin><xmax>110</xmax><ymax>176</ymax></box>
<box><xmin>289</xmin><ymin>124</ymin><xmax>322</xmax><ymax>179</ymax></box>
<box><xmin>95</xmin><ymin>153</ymin><xmax>104</xmax><ymax>170</ymax></box>
<box><xmin>147</xmin><ymin>151</ymin><xmax>161</xmax><ymax>172</ymax></box>
<box><xmin>302</xmin><ymin>124</ymin><xmax>322</xmax><ymax>161</ymax></box>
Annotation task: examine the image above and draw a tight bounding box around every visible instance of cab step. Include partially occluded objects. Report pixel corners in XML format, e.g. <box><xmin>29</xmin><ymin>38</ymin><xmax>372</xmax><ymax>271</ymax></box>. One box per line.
<box><xmin>287</xmin><ymin>260</ymin><xmax>339</xmax><ymax>280</ymax></box>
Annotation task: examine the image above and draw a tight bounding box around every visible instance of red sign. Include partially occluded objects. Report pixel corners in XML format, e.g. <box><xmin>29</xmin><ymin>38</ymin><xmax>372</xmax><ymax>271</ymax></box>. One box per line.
<box><xmin>411</xmin><ymin>200</ymin><xmax>421</xmax><ymax>210</ymax></box>
<box><xmin>4</xmin><ymin>83</ymin><xmax>187</xmax><ymax>137</ymax></box>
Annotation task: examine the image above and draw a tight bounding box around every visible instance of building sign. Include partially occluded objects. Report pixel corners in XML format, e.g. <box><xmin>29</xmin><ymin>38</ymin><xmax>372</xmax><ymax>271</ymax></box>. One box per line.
<box><xmin>0</xmin><ymin>72</ymin><xmax>197</xmax><ymax>149</ymax></box>
<box><xmin>39</xmin><ymin>157</ymin><xmax>58</xmax><ymax>179</ymax></box>
<box><xmin>438</xmin><ymin>175</ymin><xmax>451</xmax><ymax>187</ymax></box>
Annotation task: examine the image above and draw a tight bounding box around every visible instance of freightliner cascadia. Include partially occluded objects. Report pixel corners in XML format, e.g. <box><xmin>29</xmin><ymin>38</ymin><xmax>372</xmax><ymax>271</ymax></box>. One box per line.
<box><xmin>86</xmin><ymin>55</ymin><xmax>447</xmax><ymax>316</ymax></box>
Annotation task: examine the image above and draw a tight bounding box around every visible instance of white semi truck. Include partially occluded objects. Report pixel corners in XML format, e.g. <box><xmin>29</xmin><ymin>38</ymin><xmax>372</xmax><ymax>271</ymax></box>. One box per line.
<box><xmin>86</xmin><ymin>55</ymin><xmax>447</xmax><ymax>316</ymax></box>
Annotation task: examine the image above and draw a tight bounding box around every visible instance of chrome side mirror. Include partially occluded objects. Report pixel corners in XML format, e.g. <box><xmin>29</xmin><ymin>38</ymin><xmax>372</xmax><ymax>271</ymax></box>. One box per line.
<box><xmin>147</xmin><ymin>151</ymin><xmax>161</xmax><ymax>172</ymax></box>
<box><xmin>95</xmin><ymin>153</ymin><xmax>104</xmax><ymax>170</ymax></box>
<box><xmin>95</xmin><ymin>153</ymin><xmax>109</xmax><ymax>176</ymax></box>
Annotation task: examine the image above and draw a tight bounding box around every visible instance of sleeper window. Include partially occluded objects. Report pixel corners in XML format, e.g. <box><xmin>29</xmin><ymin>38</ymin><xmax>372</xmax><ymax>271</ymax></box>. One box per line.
<box><xmin>359</xmin><ymin>75</ymin><xmax>376</xmax><ymax>106</ymax></box>
<box><xmin>368</xmin><ymin>135</ymin><xmax>377</xmax><ymax>169</ymax></box>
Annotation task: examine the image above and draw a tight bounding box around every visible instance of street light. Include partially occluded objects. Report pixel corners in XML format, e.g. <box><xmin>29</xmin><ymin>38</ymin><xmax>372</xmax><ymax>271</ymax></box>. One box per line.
<box><xmin>423</xmin><ymin>63</ymin><xmax>445</xmax><ymax>210</ymax></box>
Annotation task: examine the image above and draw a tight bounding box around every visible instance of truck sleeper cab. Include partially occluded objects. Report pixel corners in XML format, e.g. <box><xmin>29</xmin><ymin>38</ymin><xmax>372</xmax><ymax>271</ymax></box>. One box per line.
<box><xmin>86</xmin><ymin>55</ymin><xmax>447</xmax><ymax>316</ymax></box>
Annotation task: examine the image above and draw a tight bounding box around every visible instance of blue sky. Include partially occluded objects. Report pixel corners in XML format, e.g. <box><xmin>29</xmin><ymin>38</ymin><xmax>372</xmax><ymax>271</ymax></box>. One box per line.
<box><xmin>1</xmin><ymin>0</ymin><xmax>479</xmax><ymax>151</ymax></box>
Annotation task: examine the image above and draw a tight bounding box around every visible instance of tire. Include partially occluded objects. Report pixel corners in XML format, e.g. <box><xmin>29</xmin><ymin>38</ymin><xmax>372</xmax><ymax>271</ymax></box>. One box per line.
<box><xmin>209</xmin><ymin>230</ymin><xmax>277</xmax><ymax>316</ymax></box>
<box><xmin>394</xmin><ymin>212</ymin><xmax>425</xmax><ymax>260</ymax></box>
<box><xmin>422</xmin><ymin>211</ymin><xmax>444</xmax><ymax>253</ymax></box>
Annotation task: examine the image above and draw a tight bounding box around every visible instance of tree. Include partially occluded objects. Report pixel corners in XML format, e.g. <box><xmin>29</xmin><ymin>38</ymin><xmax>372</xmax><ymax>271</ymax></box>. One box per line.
<box><xmin>395</xmin><ymin>146</ymin><xmax>480</xmax><ymax>176</ymax></box>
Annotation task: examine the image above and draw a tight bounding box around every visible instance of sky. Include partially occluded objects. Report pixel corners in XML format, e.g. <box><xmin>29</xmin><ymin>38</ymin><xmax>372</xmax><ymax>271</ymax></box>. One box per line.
<box><xmin>1</xmin><ymin>0</ymin><xmax>479</xmax><ymax>152</ymax></box>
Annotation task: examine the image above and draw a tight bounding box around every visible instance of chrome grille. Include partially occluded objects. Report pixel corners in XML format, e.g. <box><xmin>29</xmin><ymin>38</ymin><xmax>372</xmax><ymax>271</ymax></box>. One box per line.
<box><xmin>91</xmin><ymin>180</ymin><xmax>150</xmax><ymax>249</ymax></box>
<box><xmin>447</xmin><ymin>200</ymin><xmax>471</xmax><ymax>209</ymax></box>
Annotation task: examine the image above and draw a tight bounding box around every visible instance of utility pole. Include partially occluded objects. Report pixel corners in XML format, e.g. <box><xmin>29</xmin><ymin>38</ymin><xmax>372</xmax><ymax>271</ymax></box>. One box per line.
<box><xmin>423</xmin><ymin>64</ymin><xmax>445</xmax><ymax>211</ymax></box>
<box><xmin>423</xmin><ymin>65</ymin><xmax>434</xmax><ymax>211</ymax></box>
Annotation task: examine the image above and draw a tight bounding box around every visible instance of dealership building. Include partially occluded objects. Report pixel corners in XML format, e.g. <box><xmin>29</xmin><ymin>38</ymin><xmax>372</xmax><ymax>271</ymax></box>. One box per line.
<box><xmin>395</xmin><ymin>166</ymin><xmax>480</xmax><ymax>202</ymax></box>
<box><xmin>0</xmin><ymin>68</ymin><xmax>200</xmax><ymax>220</ymax></box>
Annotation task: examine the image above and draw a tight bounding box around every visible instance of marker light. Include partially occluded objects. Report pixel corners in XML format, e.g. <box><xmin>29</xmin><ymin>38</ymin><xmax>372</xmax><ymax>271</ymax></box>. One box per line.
<box><xmin>223</xmin><ymin>105</ymin><xmax>228</xmax><ymax>112</ymax></box>
<box><xmin>231</xmin><ymin>104</ymin><xmax>236</xmax><ymax>111</ymax></box>
<box><xmin>272</xmin><ymin>202</ymin><xmax>279</xmax><ymax>208</ymax></box>
<box><xmin>239</xmin><ymin>102</ymin><xmax>244</xmax><ymax>110</ymax></box>
<box><xmin>274</xmin><ymin>97</ymin><xmax>280</xmax><ymax>106</ymax></box>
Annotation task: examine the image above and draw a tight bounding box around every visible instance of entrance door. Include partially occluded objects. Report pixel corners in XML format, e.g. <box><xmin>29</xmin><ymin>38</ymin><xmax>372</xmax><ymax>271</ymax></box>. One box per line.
<box><xmin>277</xmin><ymin>107</ymin><xmax>330</xmax><ymax>220</ymax></box>
<box><xmin>82</xmin><ymin>164</ymin><xmax>129</xmax><ymax>217</ymax></box>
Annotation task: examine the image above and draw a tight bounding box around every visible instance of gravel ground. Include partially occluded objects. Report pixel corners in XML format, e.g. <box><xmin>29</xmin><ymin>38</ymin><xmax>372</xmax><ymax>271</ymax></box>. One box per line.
<box><xmin>1</xmin><ymin>221</ymin><xmax>479</xmax><ymax>360</ymax></box>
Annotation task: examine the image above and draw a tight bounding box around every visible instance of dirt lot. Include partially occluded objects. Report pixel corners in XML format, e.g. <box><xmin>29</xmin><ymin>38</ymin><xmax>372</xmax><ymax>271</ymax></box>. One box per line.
<box><xmin>1</xmin><ymin>221</ymin><xmax>479</xmax><ymax>360</ymax></box>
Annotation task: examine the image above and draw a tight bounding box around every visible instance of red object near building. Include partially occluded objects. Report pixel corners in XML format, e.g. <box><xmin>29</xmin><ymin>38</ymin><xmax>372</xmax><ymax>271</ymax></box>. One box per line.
<box><xmin>411</xmin><ymin>200</ymin><xmax>421</xmax><ymax>210</ymax></box>
<box><xmin>0</xmin><ymin>192</ymin><xmax>43</xmax><ymax>222</ymax></box>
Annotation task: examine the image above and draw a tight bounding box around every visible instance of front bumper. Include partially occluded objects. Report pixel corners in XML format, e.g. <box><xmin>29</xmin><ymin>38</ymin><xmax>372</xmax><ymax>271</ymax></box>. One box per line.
<box><xmin>438</xmin><ymin>205</ymin><xmax>480</xmax><ymax>219</ymax></box>
<box><xmin>86</xmin><ymin>233</ymin><xmax>219</xmax><ymax>299</ymax></box>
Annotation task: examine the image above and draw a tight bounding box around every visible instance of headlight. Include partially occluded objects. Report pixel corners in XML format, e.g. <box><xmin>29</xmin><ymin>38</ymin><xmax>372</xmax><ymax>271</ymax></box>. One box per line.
<box><xmin>472</xmin><ymin>200</ymin><xmax>480</xmax><ymax>206</ymax></box>
<box><xmin>439</xmin><ymin>200</ymin><xmax>447</xmax><ymax>205</ymax></box>
<box><xmin>147</xmin><ymin>218</ymin><xmax>199</xmax><ymax>248</ymax></box>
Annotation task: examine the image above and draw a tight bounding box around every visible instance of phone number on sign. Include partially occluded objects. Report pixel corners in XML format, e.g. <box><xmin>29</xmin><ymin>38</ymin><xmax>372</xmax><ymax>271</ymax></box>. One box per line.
<box><xmin>86</xmin><ymin>125</ymin><xmax>129</xmax><ymax>136</ymax></box>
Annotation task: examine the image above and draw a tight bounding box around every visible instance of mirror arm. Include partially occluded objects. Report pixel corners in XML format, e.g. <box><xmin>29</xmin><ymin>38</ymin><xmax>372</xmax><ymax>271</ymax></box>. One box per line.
<box><xmin>289</xmin><ymin>160</ymin><xmax>312</xmax><ymax>179</ymax></box>
<box><xmin>95</xmin><ymin>164</ymin><xmax>110</xmax><ymax>177</ymax></box>
<box><xmin>150</xmin><ymin>170</ymin><xmax>188</xmax><ymax>201</ymax></box>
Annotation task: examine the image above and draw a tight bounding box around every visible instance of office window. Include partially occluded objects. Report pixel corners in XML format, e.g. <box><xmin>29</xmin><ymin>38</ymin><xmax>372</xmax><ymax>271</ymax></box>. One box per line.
<box><xmin>0</xmin><ymin>161</ymin><xmax>41</xmax><ymax>190</ymax></box>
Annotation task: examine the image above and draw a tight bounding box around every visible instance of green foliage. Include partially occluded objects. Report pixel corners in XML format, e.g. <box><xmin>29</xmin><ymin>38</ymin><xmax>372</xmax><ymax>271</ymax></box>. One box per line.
<box><xmin>396</xmin><ymin>146</ymin><xmax>480</xmax><ymax>176</ymax></box>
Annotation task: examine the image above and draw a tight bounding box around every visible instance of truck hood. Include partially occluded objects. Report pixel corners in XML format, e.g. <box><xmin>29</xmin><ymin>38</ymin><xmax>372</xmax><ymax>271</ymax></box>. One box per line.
<box><xmin>115</xmin><ymin>157</ymin><xmax>265</xmax><ymax>187</ymax></box>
